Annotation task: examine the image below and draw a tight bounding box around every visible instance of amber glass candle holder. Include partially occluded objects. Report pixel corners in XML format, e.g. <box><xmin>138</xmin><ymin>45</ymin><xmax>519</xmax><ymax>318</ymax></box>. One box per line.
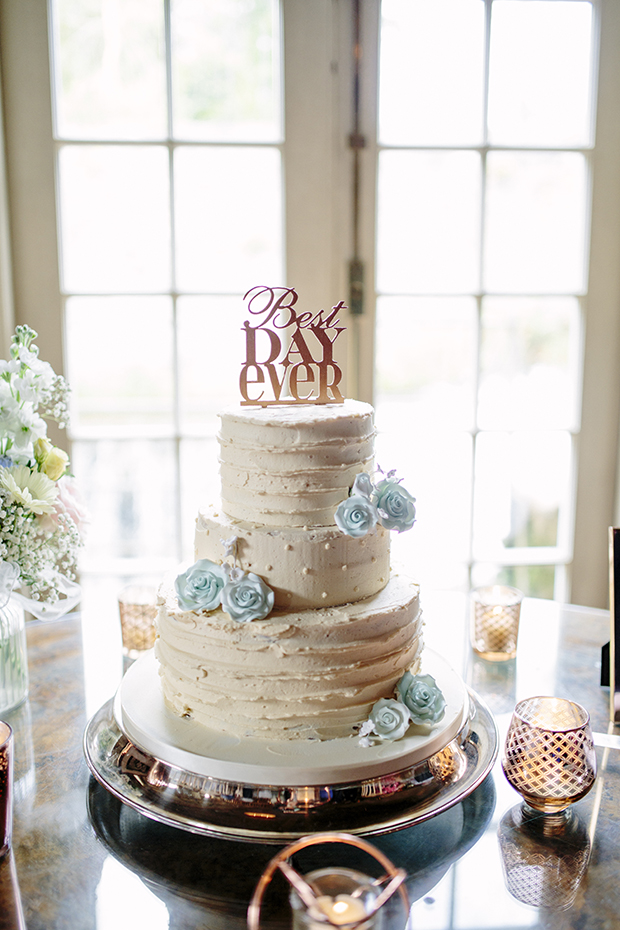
<box><xmin>502</xmin><ymin>696</ymin><xmax>597</xmax><ymax>816</ymax></box>
<box><xmin>470</xmin><ymin>585</ymin><xmax>523</xmax><ymax>661</ymax></box>
<box><xmin>118</xmin><ymin>585</ymin><xmax>158</xmax><ymax>660</ymax></box>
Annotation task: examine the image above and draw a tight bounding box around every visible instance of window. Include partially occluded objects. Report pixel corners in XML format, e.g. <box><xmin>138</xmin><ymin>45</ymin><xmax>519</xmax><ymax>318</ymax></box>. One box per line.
<box><xmin>52</xmin><ymin>0</ymin><xmax>284</xmax><ymax>605</ymax></box>
<box><xmin>374</xmin><ymin>0</ymin><xmax>594</xmax><ymax>599</ymax></box>
<box><xmin>2</xmin><ymin>0</ymin><xmax>620</xmax><ymax>609</ymax></box>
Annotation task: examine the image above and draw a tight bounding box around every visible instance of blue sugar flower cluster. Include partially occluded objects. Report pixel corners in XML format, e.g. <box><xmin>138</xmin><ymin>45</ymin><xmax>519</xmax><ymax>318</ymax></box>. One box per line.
<box><xmin>334</xmin><ymin>471</ymin><xmax>416</xmax><ymax>538</ymax></box>
<box><xmin>358</xmin><ymin>672</ymin><xmax>447</xmax><ymax>747</ymax></box>
<box><xmin>175</xmin><ymin>558</ymin><xmax>274</xmax><ymax>623</ymax></box>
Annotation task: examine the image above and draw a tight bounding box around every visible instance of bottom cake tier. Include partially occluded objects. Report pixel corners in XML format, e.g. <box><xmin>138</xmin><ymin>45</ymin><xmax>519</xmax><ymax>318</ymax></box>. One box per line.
<box><xmin>155</xmin><ymin>572</ymin><xmax>423</xmax><ymax>741</ymax></box>
<box><xmin>83</xmin><ymin>650</ymin><xmax>499</xmax><ymax>840</ymax></box>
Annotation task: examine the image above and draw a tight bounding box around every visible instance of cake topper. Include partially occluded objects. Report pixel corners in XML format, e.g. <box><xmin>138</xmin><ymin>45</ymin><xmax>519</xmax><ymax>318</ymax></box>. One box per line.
<box><xmin>239</xmin><ymin>286</ymin><xmax>346</xmax><ymax>406</ymax></box>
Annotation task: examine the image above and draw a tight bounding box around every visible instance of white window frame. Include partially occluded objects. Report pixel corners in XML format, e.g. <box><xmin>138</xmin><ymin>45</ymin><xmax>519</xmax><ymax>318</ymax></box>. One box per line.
<box><xmin>1</xmin><ymin>0</ymin><xmax>620</xmax><ymax>606</ymax></box>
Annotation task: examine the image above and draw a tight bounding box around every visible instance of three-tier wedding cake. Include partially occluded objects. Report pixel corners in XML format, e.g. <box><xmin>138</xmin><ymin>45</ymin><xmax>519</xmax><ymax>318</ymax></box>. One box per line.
<box><xmin>154</xmin><ymin>286</ymin><xmax>451</xmax><ymax>750</ymax></box>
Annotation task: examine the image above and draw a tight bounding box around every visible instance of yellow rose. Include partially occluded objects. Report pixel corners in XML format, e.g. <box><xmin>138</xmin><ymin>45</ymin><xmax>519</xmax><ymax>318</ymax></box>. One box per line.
<box><xmin>33</xmin><ymin>437</ymin><xmax>52</xmax><ymax>466</ymax></box>
<box><xmin>41</xmin><ymin>446</ymin><xmax>69</xmax><ymax>481</ymax></box>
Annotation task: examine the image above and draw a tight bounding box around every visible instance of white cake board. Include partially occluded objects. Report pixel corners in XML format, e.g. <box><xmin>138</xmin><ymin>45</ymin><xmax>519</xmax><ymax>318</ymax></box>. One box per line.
<box><xmin>116</xmin><ymin>649</ymin><xmax>468</xmax><ymax>786</ymax></box>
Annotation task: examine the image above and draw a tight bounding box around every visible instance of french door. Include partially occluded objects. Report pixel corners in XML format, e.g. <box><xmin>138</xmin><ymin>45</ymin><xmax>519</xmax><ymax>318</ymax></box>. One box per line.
<box><xmin>1</xmin><ymin>0</ymin><xmax>620</xmax><ymax>609</ymax></box>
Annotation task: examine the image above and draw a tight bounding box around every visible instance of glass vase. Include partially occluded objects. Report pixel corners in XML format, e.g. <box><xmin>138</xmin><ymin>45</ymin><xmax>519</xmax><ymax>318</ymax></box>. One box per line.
<box><xmin>0</xmin><ymin>598</ymin><xmax>29</xmax><ymax>714</ymax></box>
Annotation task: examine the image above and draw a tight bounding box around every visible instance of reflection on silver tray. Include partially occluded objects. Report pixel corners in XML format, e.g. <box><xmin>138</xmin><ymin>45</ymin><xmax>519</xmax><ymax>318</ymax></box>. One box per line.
<box><xmin>87</xmin><ymin>773</ymin><xmax>496</xmax><ymax>926</ymax></box>
<box><xmin>83</xmin><ymin>688</ymin><xmax>498</xmax><ymax>842</ymax></box>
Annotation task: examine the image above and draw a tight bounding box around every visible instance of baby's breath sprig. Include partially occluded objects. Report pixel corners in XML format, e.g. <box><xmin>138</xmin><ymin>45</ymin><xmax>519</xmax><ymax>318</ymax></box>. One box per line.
<box><xmin>0</xmin><ymin>325</ymin><xmax>83</xmax><ymax>617</ymax></box>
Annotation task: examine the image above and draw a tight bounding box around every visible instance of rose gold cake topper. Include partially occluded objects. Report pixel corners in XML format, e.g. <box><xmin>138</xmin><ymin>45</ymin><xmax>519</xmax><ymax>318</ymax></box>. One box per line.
<box><xmin>239</xmin><ymin>286</ymin><xmax>346</xmax><ymax>406</ymax></box>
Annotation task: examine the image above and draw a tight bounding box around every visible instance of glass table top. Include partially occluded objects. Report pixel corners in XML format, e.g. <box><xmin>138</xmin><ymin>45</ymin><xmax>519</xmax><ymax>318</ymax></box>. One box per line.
<box><xmin>1</xmin><ymin>592</ymin><xmax>618</xmax><ymax>930</ymax></box>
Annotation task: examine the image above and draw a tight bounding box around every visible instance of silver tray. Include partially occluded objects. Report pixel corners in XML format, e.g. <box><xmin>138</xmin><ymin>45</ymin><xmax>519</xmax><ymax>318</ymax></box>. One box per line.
<box><xmin>83</xmin><ymin>688</ymin><xmax>498</xmax><ymax>842</ymax></box>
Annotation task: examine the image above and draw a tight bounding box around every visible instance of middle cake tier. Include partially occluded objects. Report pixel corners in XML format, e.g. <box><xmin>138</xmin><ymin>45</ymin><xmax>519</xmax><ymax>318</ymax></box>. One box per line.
<box><xmin>195</xmin><ymin>503</ymin><xmax>391</xmax><ymax>610</ymax></box>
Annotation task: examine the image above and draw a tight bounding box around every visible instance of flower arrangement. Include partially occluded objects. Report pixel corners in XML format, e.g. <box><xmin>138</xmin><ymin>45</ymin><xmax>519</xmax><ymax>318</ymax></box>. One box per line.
<box><xmin>175</xmin><ymin>538</ymin><xmax>275</xmax><ymax>623</ymax></box>
<box><xmin>0</xmin><ymin>325</ymin><xmax>84</xmax><ymax>618</ymax></box>
<box><xmin>358</xmin><ymin>672</ymin><xmax>446</xmax><ymax>747</ymax></box>
<box><xmin>335</xmin><ymin>470</ymin><xmax>416</xmax><ymax>538</ymax></box>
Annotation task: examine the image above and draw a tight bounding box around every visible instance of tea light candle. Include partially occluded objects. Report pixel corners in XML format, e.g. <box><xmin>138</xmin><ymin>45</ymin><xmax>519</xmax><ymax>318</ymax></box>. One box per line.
<box><xmin>289</xmin><ymin>868</ymin><xmax>379</xmax><ymax>930</ymax></box>
<box><xmin>309</xmin><ymin>893</ymin><xmax>371</xmax><ymax>927</ymax></box>
<box><xmin>247</xmin><ymin>833</ymin><xmax>408</xmax><ymax>930</ymax></box>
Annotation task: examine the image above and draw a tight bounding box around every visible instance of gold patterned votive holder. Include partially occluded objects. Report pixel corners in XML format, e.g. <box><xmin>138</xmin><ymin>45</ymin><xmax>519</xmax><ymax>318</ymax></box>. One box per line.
<box><xmin>118</xmin><ymin>585</ymin><xmax>157</xmax><ymax>660</ymax></box>
<box><xmin>502</xmin><ymin>696</ymin><xmax>597</xmax><ymax>815</ymax></box>
<box><xmin>0</xmin><ymin>722</ymin><xmax>13</xmax><ymax>858</ymax></box>
<box><xmin>470</xmin><ymin>585</ymin><xmax>523</xmax><ymax>661</ymax></box>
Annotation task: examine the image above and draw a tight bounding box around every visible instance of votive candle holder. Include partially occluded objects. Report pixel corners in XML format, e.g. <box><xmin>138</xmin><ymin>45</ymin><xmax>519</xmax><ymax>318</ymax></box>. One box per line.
<box><xmin>502</xmin><ymin>696</ymin><xmax>597</xmax><ymax>816</ymax></box>
<box><xmin>0</xmin><ymin>721</ymin><xmax>13</xmax><ymax>858</ymax></box>
<box><xmin>470</xmin><ymin>585</ymin><xmax>523</xmax><ymax>661</ymax></box>
<box><xmin>118</xmin><ymin>585</ymin><xmax>158</xmax><ymax>660</ymax></box>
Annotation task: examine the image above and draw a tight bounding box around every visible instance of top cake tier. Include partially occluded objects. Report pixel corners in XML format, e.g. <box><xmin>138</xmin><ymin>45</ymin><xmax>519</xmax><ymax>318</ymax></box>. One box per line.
<box><xmin>218</xmin><ymin>400</ymin><xmax>375</xmax><ymax>528</ymax></box>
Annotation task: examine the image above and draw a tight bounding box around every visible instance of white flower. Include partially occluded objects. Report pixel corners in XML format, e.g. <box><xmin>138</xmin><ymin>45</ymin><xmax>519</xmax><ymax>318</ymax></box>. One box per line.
<box><xmin>0</xmin><ymin>360</ymin><xmax>20</xmax><ymax>377</ymax></box>
<box><xmin>222</xmin><ymin>535</ymin><xmax>238</xmax><ymax>560</ymax></box>
<box><xmin>3</xmin><ymin>402</ymin><xmax>46</xmax><ymax>451</ymax></box>
<box><xmin>359</xmin><ymin>719</ymin><xmax>375</xmax><ymax>737</ymax></box>
<box><xmin>0</xmin><ymin>465</ymin><xmax>58</xmax><ymax>515</ymax></box>
<box><xmin>0</xmin><ymin>325</ymin><xmax>81</xmax><ymax>613</ymax></box>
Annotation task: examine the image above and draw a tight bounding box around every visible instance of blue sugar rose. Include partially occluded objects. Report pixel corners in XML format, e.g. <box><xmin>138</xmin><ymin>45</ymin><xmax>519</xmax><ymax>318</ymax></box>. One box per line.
<box><xmin>175</xmin><ymin>559</ymin><xmax>227</xmax><ymax>612</ymax></box>
<box><xmin>351</xmin><ymin>472</ymin><xmax>374</xmax><ymax>499</ymax></box>
<box><xmin>369</xmin><ymin>698</ymin><xmax>411</xmax><ymax>741</ymax></box>
<box><xmin>221</xmin><ymin>571</ymin><xmax>275</xmax><ymax>623</ymax></box>
<box><xmin>373</xmin><ymin>477</ymin><xmax>416</xmax><ymax>533</ymax></box>
<box><xmin>396</xmin><ymin>672</ymin><xmax>446</xmax><ymax>726</ymax></box>
<box><xmin>334</xmin><ymin>494</ymin><xmax>378</xmax><ymax>538</ymax></box>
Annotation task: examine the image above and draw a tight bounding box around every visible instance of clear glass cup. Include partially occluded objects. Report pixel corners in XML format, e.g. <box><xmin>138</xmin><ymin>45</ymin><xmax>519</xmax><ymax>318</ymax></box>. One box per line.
<box><xmin>290</xmin><ymin>868</ymin><xmax>379</xmax><ymax>930</ymax></box>
<box><xmin>470</xmin><ymin>585</ymin><xmax>523</xmax><ymax>661</ymax></box>
<box><xmin>502</xmin><ymin>696</ymin><xmax>597</xmax><ymax>816</ymax></box>
<box><xmin>0</xmin><ymin>598</ymin><xmax>29</xmax><ymax>715</ymax></box>
<box><xmin>118</xmin><ymin>585</ymin><xmax>158</xmax><ymax>660</ymax></box>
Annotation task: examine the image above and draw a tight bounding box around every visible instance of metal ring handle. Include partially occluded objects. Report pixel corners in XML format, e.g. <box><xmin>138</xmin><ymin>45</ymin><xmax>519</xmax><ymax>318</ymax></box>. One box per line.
<box><xmin>247</xmin><ymin>831</ymin><xmax>410</xmax><ymax>930</ymax></box>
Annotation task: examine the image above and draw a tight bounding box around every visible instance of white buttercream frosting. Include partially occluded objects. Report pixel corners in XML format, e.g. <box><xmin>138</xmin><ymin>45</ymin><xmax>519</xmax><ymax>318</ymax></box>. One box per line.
<box><xmin>155</xmin><ymin>398</ymin><xmax>435</xmax><ymax>743</ymax></box>
<box><xmin>195</xmin><ymin>505</ymin><xmax>390</xmax><ymax>609</ymax></box>
<box><xmin>218</xmin><ymin>400</ymin><xmax>375</xmax><ymax>527</ymax></box>
<box><xmin>156</xmin><ymin>572</ymin><xmax>423</xmax><ymax>740</ymax></box>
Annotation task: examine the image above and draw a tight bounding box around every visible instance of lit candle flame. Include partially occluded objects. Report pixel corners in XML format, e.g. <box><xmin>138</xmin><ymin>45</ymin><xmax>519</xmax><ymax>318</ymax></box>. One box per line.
<box><xmin>313</xmin><ymin>893</ymin><xmax>370</xmax><ymax>926</ymax></box>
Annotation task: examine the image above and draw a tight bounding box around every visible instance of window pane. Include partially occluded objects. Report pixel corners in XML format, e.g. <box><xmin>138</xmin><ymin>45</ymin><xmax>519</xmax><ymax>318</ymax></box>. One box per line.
<box><xmin>473</xmin><ymin>431</ymin><xmax>572</xmax><ymax>556</ymax></box>
<box><xmin>180</xmin><ymin>437</ymin><xmax>220</xmax><ymax>561</ymax></box>
<box><xmin>58</xmin><ymin>145</ymin><xmax>171</xmax><ymax>292</ymax></box>
<box><xmin>171</xmin><ymin>0</ymin><xmax>282</xmax><ymax>142</ymax></box>
<box><xmin>472</xmin><ymin>563</ymin><xmax>556</xmax><ymax>600</ymax></box>
<box><xmin>174</xmin><ymin>146</ymin><xmax>282</xmax><ymax>292</ymax></box>
<box><xmin>377</xmin><ymin>150</ymin><xmax>481</xmax><ymax>294</ymax></box>
<box><xmin>478</xmin><ymin>297</ymin><xmax>581</xmax><ymax>430</ymax></box>
<box><xmin>483</xmin><ymin>151</ymin><xmax>588</xmax><ymax>294</ymax></box>
<box><xmin>52</xmin><ymin>0</ymin><xmax>167</xmax><ymax>140</ymax></box>
<box><xmin>379</xmin><ymin>0</ymin><xmax>485</xmax><ymax>146</ymax></box>
<box><xmin>72</xmin><ymin>439</ymin><xmax>177</xmax><ymax>563</ymax></box>
<box><xmin>488</xmin><ymin>1</ymin><xmax>594</xmax><ymax>147</ymax></box>
<box><xmin>375</xmin><ymin>296</ymin><xmax>477</xmax><ymax>430</ymax></box>
<box><xmin>66</xmin><ymin>296</ymin><xmax>174</xmax><ymax>434</ymax></box>
<box><xmin>178</xmin><ymin>296</ymin><xmax>246</xmax><ymax>435</ymax></box>
<box><xmin>375</xmin><ymin>429</ymin><xmax>473</xmax><ymax>589</ymax></box>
